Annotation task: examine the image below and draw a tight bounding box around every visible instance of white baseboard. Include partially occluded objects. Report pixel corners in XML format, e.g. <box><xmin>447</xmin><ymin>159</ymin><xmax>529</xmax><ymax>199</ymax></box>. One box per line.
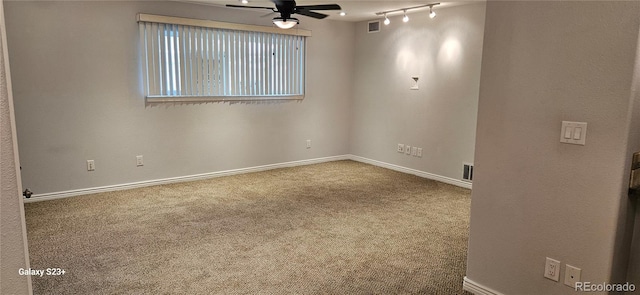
<box><xmin>463</xmin><ymin>277</ymin><xmax>505</xmax><ymax>295</ymax></box>
<box><xmin>25</xmin><ymin>154</ymin><xmax>471</xmax><ymax>203</ymax></box>
<box><xmin>24</xmin><ymin>155</ymin><xmax>350</xmax><ymax>203</ymax></box>
<box><xmin>349</xmin><ymin>155</ymin><xmax>472</xmax><ymax>189</ymax></box>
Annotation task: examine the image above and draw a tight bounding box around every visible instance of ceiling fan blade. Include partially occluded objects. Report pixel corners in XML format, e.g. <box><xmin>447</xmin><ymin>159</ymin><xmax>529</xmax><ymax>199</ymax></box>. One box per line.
<box><xmin>226</xmin><ymin>4</ymin><xmax>275</xmax><ymax>10</ymax></box>
<box><xmin>295</xmin><ymin>9</ymin><xmax>328</xmax><ymax>19</ymax></box>
<box><xmin>296</xmin><ymin>4</ymin><xmax>341</xmax><ymax>11</ymax></box>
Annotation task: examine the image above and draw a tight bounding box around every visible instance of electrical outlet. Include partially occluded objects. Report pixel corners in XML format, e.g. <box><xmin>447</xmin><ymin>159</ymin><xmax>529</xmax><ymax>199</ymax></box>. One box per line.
<box><xmin>405</xmin><ymin>145</ymin><xmax>411</xmax><ymax>155</ymax></box>
<box><xmin>564</xmin><ymin>265</ymin><xmax>581</xmax><ymax>288</ymax></box>
<box><xmin>417</xmin><ymin>148</ymin><xmax>423</xmax><ymax>157</ymax></box>
<box><xmin>411</xmin><ymin>146</ymin><xmax>417</xmax><ymax>156</ymax></box>
<box><xmin>87</xmin><ymin>160</ymin><xmax>95</xmax><ymax>171</ymax></box>
<box><xmin>397</xmin><ymin>144</ymin><xmax>404</xmax><ymax>153</ymax></box>
<box><xmin>544</xmin><ymin>257</ymin><xmax>560</xmax><ymax>282</ymax></box>
<box><xmin>306</xmin><ymin>139</ymin><xmax>311</xmax><ymax>149</ymax></box>
<box><xmin>136</xmin><ymin>155</ymin><xmax>144</xmax><ymax>167</ymax></box>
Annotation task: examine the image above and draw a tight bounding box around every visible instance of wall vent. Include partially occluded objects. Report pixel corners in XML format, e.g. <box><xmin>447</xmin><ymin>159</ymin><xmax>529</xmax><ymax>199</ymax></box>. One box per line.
<box><xmin>368</xmin><ymin>21</ymin><xmax>380</xmax><ymax>33</ymax></box>
<box><xmin>463</xmin><ymin>163</ymin><xmax>474</xmax><ymax>181</ymax></box>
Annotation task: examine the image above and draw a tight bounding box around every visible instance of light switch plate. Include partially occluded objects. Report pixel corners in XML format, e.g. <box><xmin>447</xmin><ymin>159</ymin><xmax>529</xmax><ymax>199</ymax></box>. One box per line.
<box><xmin>560</xmin><ymin>121</ymin><xmax>587</xmax><ymax>145</ymax></box>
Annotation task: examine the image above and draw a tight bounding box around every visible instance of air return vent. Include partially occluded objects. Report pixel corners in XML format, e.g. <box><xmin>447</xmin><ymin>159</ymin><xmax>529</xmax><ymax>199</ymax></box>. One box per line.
<box><xmin>463</xmin><ymin>163</ymin><xmax>474</xmax><ymax>181</ymax></box>
<box><xmin>368</xmin><ymin>21</ymin><xmax>380</xmax><ymax>33</ymax></box>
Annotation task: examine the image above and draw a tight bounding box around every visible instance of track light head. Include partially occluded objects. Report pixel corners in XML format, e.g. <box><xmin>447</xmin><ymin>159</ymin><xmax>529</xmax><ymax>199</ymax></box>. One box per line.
<box><xmin>402</xmin><ymin>10</ymin><xmax>409</xmax><ymax>22</ymax></box>
<box><xmin>384</xmin><ymin>13</ymin><xmax>390</xmax><ymax>25</ymax></box>
<box><xmin>429</xmin><ymin>6</ymin><xmax>436</xmax><ymax>19</ymax></box>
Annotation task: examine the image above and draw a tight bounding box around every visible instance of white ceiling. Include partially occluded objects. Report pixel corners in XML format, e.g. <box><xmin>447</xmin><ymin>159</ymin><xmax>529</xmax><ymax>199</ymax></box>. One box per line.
<box><xmin>182</xmin><ymin>0</ymin><xmax>483</xmax><ymax>22</ymax></box>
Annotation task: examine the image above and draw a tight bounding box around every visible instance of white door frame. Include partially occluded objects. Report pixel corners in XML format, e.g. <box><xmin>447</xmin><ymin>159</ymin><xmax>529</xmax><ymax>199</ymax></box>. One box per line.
<box><xmin>0</xmin><ymin>0</ymin><xmax>32</xmax><ymax>292</ymax></box>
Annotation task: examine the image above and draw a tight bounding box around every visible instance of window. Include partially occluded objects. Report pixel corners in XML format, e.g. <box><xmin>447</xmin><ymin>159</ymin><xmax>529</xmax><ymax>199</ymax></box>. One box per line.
<box><xmin>138</xmin><ymin>14</ymin><xmax>309</xmax><ymax>102</ymax></box>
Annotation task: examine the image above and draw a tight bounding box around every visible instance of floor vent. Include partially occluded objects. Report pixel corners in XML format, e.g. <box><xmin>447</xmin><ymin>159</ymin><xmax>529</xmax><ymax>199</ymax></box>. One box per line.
<box><xmin>463</xmin><ymin>163</ymin><xmax>473</xmax><ymax>181</ymax></box>
<box><xmin>368</xmin><ymin>21</ymin><xmax>380</xmax><ymax>33</ymax></box>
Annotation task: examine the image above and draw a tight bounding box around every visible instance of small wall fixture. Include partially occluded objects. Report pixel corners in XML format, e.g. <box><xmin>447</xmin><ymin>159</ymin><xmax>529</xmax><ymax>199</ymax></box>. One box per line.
<box><xmin>411</xmin><ymin>76</ymin><xmax>419</xmax><ymax>90</ymax></box>
<box><xmin>376</xmin><ymin>2</ymin><xmax>440</xmax><ymax>25</ymax></box>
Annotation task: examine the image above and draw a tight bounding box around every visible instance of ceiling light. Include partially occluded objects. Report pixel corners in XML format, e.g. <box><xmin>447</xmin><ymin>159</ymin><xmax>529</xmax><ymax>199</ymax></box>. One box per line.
<box><xmin>339</xmin><ymin>11</ymin><xmax>346</xmax><ymax>16</ymax></box>
<box><xmin>375</xmin><ymin>3</ymin><xmax>440</xmax><ymax>25</ymax></box>
<box><xmin>241</xmin><ymin>0</ymin><xmax>248</xmax><ymax>4</ymax></box>
<box><xmin>273</xmin><ymin>17</ymin><xmax>298</xmax><ymax>29</ymax></box>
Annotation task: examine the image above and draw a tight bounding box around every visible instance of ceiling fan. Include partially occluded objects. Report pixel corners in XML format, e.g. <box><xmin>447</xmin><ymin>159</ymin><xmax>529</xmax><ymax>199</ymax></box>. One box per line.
<box><xmin>227</xmin><ymin>0</ymin><xmax>342</xmax><ymax>29</ymax></box>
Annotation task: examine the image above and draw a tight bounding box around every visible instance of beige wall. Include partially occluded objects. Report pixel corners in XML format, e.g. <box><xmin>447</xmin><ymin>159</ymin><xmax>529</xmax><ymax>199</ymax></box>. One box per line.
<box><xmin>0</xmin><ymin>0</ymin><xmax>31</xmax><ymax>293</ymax></box>
<box><xmin>5</xmin><ymin>1</ymin><xmax>355</xmax><ymax>195</ymax></box>
<box><xmin>350</xmin><ymin>3</ymin><xmax>485</xmax><ymax>182</ymax></box>
<box><xmin>467</xmin><ymin>1</ymin><xmax>640</xmax><ymax>294</ymax></box>
<box><xmin>627</xmin><ymin>23</ymin><xmax>640</xmax><ymax>289</ymax></box>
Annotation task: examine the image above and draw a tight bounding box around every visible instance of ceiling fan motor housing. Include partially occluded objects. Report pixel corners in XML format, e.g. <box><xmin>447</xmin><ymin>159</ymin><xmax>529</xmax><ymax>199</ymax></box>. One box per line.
<box><xmin>275</xmin><ymin>0</ymin><xmax>296</xmax><ymax>19</ymax></box>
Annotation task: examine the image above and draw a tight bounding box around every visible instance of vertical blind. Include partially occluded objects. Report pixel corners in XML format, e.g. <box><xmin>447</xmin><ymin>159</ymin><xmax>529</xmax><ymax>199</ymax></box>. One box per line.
<box><xmin>139</xmin><ymin>21</ymin><xmax>306</xmax><ymax>99</ymax></box>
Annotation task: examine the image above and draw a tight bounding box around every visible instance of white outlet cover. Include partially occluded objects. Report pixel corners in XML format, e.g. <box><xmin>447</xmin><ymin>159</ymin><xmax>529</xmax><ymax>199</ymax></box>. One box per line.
<box><xmin>397</xmin><ymin>144</ymin><xmax>404</xmax><ymax>153</ymax></box>
<box><xmin>564</xmin><ymin>265</ymin><xmax>581</xmax><ymax>288</ymax></box>
<box><xmin>405</xmin><ymin>145</ymin><xmax>411</xmax><ymax>155</ymax></box>
<box><xmin>544</xmin><ymin>257</ymin><xmax>560</xmax><ymax>282</ymax></box>
<box><xmin>417</xmin><ymin>148</ymin><xmax>422</xmax><ymax>157</ymax></box>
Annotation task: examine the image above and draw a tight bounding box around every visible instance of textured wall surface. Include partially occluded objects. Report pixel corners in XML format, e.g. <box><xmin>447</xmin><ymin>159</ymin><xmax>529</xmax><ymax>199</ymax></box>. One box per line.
<box><xmin>466</xmin><ymin>1</ymin><xmax>640</xmax><ymax>294</ymax></box>
<box><xmin>350</xmin><ymin>3</ymin><xmax>485</xmax><ymax>182</ymax></box>
<box><xmin>0</xmin><ymin>0</ymin><xmax>31</xmax><ymax>292</ymax></box>
<box><xmin>626</xmin><ymin>23</ymin><xmax>640</xmax><ymax>288</ymax></box>
<box><xmin>5</xmin><ymin>1</ymin><xmax>355</xmax><ymax>195</ymax></box>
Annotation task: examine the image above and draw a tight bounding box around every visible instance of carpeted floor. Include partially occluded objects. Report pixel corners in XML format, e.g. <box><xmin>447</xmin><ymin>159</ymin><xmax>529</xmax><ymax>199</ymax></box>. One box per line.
<box><xmin>25</xmin><ymin>160</ymin><xmax>472</xmax><ymax>294</ymax></box>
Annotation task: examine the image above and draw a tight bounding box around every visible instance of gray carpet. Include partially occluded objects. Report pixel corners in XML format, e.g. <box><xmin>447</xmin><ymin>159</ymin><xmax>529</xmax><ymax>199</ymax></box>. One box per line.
<box><xmin>25</xmin><ymin>160</ymin><xmax>472</xmax><ymax>294</ymax></box>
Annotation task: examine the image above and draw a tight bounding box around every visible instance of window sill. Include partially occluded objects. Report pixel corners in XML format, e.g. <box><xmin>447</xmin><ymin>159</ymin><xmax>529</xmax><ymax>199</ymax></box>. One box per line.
<box><xmin>146</xmin><ymin>95</ymin><xmax>304</xmax><ymax>103</ymax></box>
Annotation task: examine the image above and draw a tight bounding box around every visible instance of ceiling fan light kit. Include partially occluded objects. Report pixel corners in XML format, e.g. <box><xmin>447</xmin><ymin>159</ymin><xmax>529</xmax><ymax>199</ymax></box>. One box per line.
<box><xmin>272</xmin><ymin>17</ymin><xmax>299</xmax><ymax>29</ymax></box>
<box><xmin>227</xmin><ymin>0</ymin><xmax>341</xmax><ymax>30</ymax></box>
<box><xmin>376</xmin><ymin>2</ymin><xmax>440</xmax><ymax>26</ymax></box>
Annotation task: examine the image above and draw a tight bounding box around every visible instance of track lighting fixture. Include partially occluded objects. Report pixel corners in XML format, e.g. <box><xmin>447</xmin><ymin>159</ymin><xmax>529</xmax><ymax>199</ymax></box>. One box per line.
<box><xmin>375</xmin><ymin>2</ymin><xmax>440</xmax><ymax>26</ymax></box>
<box><xmin>241</xmin><ymin>0</ymin><xmax>249</xmax><ymax>4</ymax></box>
